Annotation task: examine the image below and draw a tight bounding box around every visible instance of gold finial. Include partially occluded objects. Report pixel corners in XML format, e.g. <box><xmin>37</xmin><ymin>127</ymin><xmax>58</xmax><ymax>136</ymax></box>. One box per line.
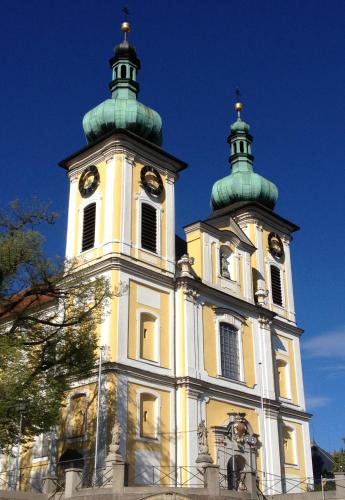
<box><xmin>234</xmin><ymin>88</ymin><xmax>243</xmax><ymax>119</ymax></box>
<box><xmin>121</xmin><ymin>21</ymin><xmax>131</xmax><ymax>33</ymax></box>
<box><xmin>121</xmin><ymin>7</ymin><xmax>131</xmax><ymax>40</ymax></box>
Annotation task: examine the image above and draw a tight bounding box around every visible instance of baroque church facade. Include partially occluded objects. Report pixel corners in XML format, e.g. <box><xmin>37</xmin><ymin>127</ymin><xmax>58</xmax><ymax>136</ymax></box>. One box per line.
<box><xmin>12</xmin><ymin>20</ymin><xmax>313</xmax><ymax>494</ymax></box>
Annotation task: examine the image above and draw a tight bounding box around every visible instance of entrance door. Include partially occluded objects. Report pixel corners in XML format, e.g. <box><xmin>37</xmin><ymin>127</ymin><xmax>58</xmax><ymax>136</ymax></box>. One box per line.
<box><xmin>227</xmin><ymin>455</ymin><xmax>246</xmax><ymax>490</ymax></box>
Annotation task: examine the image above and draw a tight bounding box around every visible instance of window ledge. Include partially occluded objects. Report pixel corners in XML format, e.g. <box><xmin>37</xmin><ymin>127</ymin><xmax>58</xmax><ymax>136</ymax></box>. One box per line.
<box><xmin>31</xmin><ymin>457</ymin><xmax>48</xmax><ymax>463</ymax></box>
<box><xmin>284</xmin><ymin>462</ymin><xmax>299</xmax><ymax>469</ymax></box>
<box><xmin>136</xmin><ymin>435</ymin><xmax>160</xmax><ymax>444</ymax></box>
<box><xmin>138</xmin><ymin>357</ymin><xmax>161</xmax><ymax>367</ymax></box>
<box><xmin>217</xmin><ymin>375</ymin><xmax>246</xmax><ymax>386</ymax></box>
<box><xmin>279</xmin><ymin>396</ymin><xmax>292</xmax><ymax>403</ymax></box>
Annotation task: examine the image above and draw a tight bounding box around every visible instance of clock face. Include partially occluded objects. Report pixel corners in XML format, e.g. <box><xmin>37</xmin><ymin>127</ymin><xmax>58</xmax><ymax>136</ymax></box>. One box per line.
<box><xmin>268</xmin><ymin>232</ymin><xmax>284</xmax><ymax>259</ymax></box>
<box><xmin>140</xmin><ymin>166</ymin><xmax>164</xmax><ymax>197</ymax></box>
<box><xmin>79</xmin><ymin>165</ymin><xmax>100</xmax><ymax>198</ymax></box>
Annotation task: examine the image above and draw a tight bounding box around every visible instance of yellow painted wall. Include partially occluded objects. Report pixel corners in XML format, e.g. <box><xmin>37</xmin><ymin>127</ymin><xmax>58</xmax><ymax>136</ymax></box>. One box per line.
<box><xmin>211</xmin><ymin>242</ymin><xmax>217</xmax><ymax>285</ymax></box>
<box><xmin>127</xmin><ymin>382</ymin><xmax>171</xmax><ymax>485</ymax></box>
<box><xmin>203</xmin><ymin>304</ymin><xmax>217</xmax><ymax>377</ymax></box>
<box><xmin>128</xmin><ymin>280</ymin><xmax>170</xmax><ymax>368</ymax></box>
<box><xmin>282</xmin><ymin>421</ymin><xmax>306</xmax><ymax>484</ymax></box>
<box><xmin>242</xmin><ymin>321</ymin><xmax>256</xmax><ymax>388</ymax></box>
<box><xmin>202</xmin><ymin>304</ymin><xmax>255</xmax><ymax>387</ymax></box>
<box><xmin>186</xmin><ymin>230</ymin><xmax>203</xmax><ymax>278</ymax></box>
<box><xmin>274</xmin><ymin>334</ymin><xmax>298</xmax><ymax>405</ymax></box>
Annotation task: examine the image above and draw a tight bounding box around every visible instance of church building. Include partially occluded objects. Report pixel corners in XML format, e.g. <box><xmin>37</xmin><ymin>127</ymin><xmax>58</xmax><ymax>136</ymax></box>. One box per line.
<box><xmin>12</xmin><ymin>19</ymin><xmax>314</xmax><ymax>495</ymax></box>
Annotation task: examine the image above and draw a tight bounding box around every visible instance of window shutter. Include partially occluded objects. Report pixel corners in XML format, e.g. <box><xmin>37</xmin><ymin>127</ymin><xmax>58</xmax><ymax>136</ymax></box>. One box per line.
<box><xmin>141</xmin><ymin>203</ymin><xmax>157</xmax><ymax>253</ymax></box>
<box><xmin>219</xmin><ymin>323</ymin><xmax>240</xmax><ymax>380</ymax></box>
<box><xmin>271</xmin><ymin>265</ymin><xmax>283</xmax><ymax>306</ymax></box>
<box><xmin>82</xmin><ymin>203</ymin><xmax>96</xmax><ymax>252</ymax></box>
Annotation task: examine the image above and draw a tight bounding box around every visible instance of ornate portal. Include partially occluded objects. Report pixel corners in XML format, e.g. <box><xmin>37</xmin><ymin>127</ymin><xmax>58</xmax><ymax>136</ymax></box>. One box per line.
<box><xmin>212</xmin><ymin>413</ymin><xmax>257</xmax><ymax>491</ymax></box>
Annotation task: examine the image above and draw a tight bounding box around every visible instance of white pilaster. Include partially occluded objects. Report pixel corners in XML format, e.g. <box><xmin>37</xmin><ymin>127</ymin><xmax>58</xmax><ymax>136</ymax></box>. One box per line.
<box><xmin>186</xmin><ymin>389</ymin><xmax>200</xmax><ymax>468</ymax></box>
<box><xmin>302</xmin><ymin>421</ymin><xmax>314</xmax><ymax>485</ymax></box>
<box><xmin>283</xmin><ymin>238</ymin><xmax>296</xmax><ymax>323</ymax></box>
<box><xmin>293</xmin><ymin>336</ymin><xmax>305</xmax><ymax>409</ymax></box>
<box><xmin>258</xmin><ymin>317</ymin><xmax>276</xmax><ymax>400</ymax></box>
<box><xmin>243</xmin><ymin>251</ymin><xmax>253</xmax><ymax>301</ymax></box>
<box><xmin>165</xmin><ymin>175</ymin><xmax>175</xmax><ymax>273</ymax></box>
<box><xmin>100</xmin><ymin>270</ymin><xmax>112</xmax><ymax>350</ymax></box>
<box><xmin>65</xmin><ymin>174</ymin><xmax>78</xmax><ymax>259</ymax></box>
<box><xmin>103</xmin><ymin>156</ymin><xmax>116</xmax><ymax>254</ymax></box>
<box><xmin>120</xmin><ymin>154</ymin><xmax>134</xmax><ymax>255</ymax></box>
<box><xmin>183</xmin><ymin>288</ymin><xmax>200</xmax><ymax>378</ymax></box>
<box><xmin>255</xmin><ymin>223</ymin><xmax>265</xmax><ymax>285</ymax></box>
<box><xmin>116</xmin><ymin>374</ymin><xmax>128</xmax><ymax>460</ymax></box>
<box><xmin>262</xmin><ymin>407</ymin><xmax>283</xmax><ymax>494</ymax></box>
<box><xmin>117</xmin><ymin>274</ymin><xmax>130</xmax><ymax>363</ymax></box>
<box><xmin>203</xmin><ymin>233</ymin><xmax>211</xmax><ymax>284</ymax></box>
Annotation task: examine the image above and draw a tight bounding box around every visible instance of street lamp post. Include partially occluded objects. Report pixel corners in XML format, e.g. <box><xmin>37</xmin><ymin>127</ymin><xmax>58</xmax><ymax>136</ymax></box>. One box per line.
<box><xmin>15</xmin><ymin>399</ymin><xmax>28</xmax><ymax>491</ymax></box>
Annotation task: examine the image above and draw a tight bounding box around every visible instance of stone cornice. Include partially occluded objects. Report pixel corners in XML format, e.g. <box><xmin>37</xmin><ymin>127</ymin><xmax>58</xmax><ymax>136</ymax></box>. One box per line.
<box><xmin>59</xmin><ymin>129</ymin><xmax>187</xmax><ymax>175</ymax></box>
<box><xmin>68</xmin><ymin>365</ymin><xmax>311</xmax><ymax>422</ymax></box>
<box><xmin>272</xmin><ymin>318</ymin><xmax>304</xmax><ymax>337</ymax></box>
<box><xmin>207</xmin><ymin>202</ymin><xmax>299</xmax><ymax>235</ymax></box>
<box><xmin>176</xmin><ymin>276</ymin><xmax>275</xmax><ymax>321</ymax></box>
<box><xmin>71</xmin><ymin>253</ymin><xmax>175</xmax><ymax>289</ymax></box>
<box><xmin>183</xmin><ymin>220</ymin><xmax>256</xmax><ymax>254</ymax></box>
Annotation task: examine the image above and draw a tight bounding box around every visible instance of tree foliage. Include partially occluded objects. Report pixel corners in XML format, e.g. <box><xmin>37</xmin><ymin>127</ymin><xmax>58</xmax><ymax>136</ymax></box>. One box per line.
<box><xmin>333</xmin><ymin>440</ymin><xmax>345</xmax><ymax>472</ymax></box>
<box><xmin>0</xmin><ymin>200</ymin><xmax>112</xmax><ymax>450</ymax></box>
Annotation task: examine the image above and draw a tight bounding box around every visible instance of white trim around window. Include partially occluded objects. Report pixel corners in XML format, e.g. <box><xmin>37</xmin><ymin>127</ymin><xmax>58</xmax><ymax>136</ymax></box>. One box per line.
<box><xmin>136</xmin><ymin>190</ymin><xmax>162</xmax><ymax>256</ymax></box>
<box><xmin>78</xmin><ymin>193</ymin><xmax>102</xmax><ymax>254</ymax></box>
<box><xmin>215</xmin><ymin>310</ymin><xmax>245</xmax><ymax>383</ymax></box>
<box><xmin>266</xmin><ymin>256</ymin><xmax>286</xmax><ymax>310</ymax></box>
<box><xmin>136</xmin><ymin>309</ymin><xmax>160</xmax><ymax>365</ymax></box>
<box><xmin>136</xmin><ymin>388</ymin><xmax>161</xmax><ymax>442</ymax></box>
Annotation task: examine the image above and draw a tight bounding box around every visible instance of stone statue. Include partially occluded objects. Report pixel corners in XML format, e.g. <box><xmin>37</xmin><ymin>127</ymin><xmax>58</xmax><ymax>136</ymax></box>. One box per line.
<box><xmin>196</xmin><ymin>420</ymin><xmax>213</xmax><ymax>465</ymax></box>
<box><xmin>106</xmin><ymin>420</ymin><xmax>123</xmax><ymax>463</ymax></box>
<box><xmin>220</xmin><ymin>251</ymin><xmax>230</xmax><ymax>279</ymax></box>
<box><xmin>232</xmin><ymin>414</ymin><xmax>248</xmax><ymax>444</ymax></box>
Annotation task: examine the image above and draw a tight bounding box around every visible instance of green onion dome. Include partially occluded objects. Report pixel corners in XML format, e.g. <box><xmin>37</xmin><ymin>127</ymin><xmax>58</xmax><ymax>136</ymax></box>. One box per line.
<box><xmin>211</xmin><ymin>103</ymin><xmax>278</xmax><ymax>210</ymax></box>
<box><xmin>82</xmin><ymin>23</ymin><xmax>163</xmax><ymax>146</ymax></box>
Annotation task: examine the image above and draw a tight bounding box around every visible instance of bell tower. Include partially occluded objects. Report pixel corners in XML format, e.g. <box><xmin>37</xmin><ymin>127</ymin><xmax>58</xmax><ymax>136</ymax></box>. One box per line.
<box><xmin>62</xmin><ymin>21</ymin><xmax>186</xmax><ymax>275</ymax></box>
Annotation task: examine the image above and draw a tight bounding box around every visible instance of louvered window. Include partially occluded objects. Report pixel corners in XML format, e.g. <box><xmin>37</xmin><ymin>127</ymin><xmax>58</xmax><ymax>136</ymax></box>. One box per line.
<box><xmin>271</xmin><ymin>265</ymin><xmax>283</xmax><ymax>306</ymax></box>
<box><xmin>82</xmin><ymin>203</ymin><xmax>96</xmax><ymax>252</ymax></box>
<box><xmin>141</xmin><ymin>203</ymin><xmax>157</xmax><ymax>253</ymax></box>
<box><xmin>219</xmin><ymin>323</ymin><xmax>240</xmax><ymax>381</ymax></box>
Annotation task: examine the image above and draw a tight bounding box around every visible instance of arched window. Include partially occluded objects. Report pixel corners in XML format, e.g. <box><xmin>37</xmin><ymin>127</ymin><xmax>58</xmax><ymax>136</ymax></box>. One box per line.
<box><xmin>240</xmin><ymin>141</ymin><xmax>244</xmax><ymax>153</ymax></box>
<box><xmin>81</xmin><ymin>203</ymin><xmax>96</xmax><ymax>252</ymax></box>
<box><xmin>139</xmin><ymin>393</ymin><xmax>158</xmax><ymax>439</ymax></box>
<box><xmin>219</xmin><ymin>323</ymin><xmax>240</xmax><ymax>380</ymax></box>
<box><xmin>140</xmin><ymin>312</ymin><xmax>157</xmax><ymax>362</ymax></box>
<box><xmin>270</xmin><ymin>265</ymin><xmax>283</xmax><ymax>306</ymax></box>
<box><xmin>233</xmin><ymin>143</ymin><xmax>237</xmax><ymax>154</ymax></box>
<box><xmin>121</xmin><ymin>64</ymin><xmax>126</xmax><ymax>78</ymax></box>
<box><xmin>141</xmin><ymin>203</ymin><xmax>157</xmax><ymax>253</ymax></box>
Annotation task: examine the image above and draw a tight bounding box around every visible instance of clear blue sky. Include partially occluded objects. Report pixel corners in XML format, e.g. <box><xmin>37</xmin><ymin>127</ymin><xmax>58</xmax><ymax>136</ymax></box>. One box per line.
<box><xmin>1</xmin><ymin>0</ymin><xmax>345</xmax><ymax>452</ymax></box>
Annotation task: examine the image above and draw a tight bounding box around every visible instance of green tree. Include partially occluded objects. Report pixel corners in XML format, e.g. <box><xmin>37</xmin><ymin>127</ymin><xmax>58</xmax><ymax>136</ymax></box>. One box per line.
<box><xmin>0</xmin><ymin>200</ymin><xmax>112</xmax><ymax>450</ymax></box>
<box><xmin>333</xmin><ymin>439</ymin><xmax>345</xmax><ymax>472</ymax></box>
